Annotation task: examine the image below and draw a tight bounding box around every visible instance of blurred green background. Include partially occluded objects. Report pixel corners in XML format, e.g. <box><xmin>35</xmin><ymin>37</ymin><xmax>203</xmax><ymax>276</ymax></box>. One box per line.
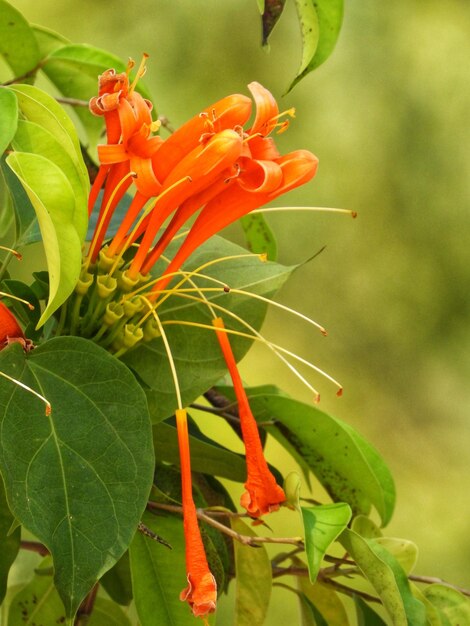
<box><xmin>8</xmin><ymin>0</ymin><xmax>470</xmax><ymax>620</ymax></box>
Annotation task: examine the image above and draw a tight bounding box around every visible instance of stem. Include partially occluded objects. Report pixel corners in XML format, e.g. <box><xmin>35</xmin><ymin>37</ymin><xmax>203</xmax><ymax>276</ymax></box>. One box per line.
<box><xmin>55</xmin><ymin>97</ymin><xmax>89</xmax><ymax>107</ymax></box>
<box><xmin>0</xmin><ymin>250</ymin><xmax>14</xmax><ymax>282</ymax></box>
<box><xmin>20</xmin><ymin>540</ymin><xmax>49</xmax><ymax>556</ymax></box>
<box><xmin>409</xmin><ymin>575</ymin><xmax>470</xmax><ymax>598</ymax></box>
<box><xmin>147</xmin><ymin>501</ymin><xmax>304</xmax><ymax>548</ymax></box>
<box><xmin>74</xmin><ymin>583</ymin><xmax>99</xmax><ymax>626</ymax></box>
<box><xmin>1</xmin><ymin>61</ymin><xmax>44</xmax><ymax>85</ymax></box>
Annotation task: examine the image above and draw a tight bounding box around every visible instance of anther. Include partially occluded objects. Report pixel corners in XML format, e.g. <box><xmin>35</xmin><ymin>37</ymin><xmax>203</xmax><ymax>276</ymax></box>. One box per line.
<box><xmin>223</xmin><ymin>285</ymin><xmax>230</xmax><ymax>293</ymax></box>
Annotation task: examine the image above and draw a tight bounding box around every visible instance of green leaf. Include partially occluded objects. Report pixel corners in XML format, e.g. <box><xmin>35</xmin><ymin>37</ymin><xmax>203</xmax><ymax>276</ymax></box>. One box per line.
<box><xmin>355</xmin><ymin>596</ymin><xmax>388</xmax><ymax>626</ymax></box>
<box><xmin>0</xmin><ymin>155</ymin><xmax>37</xmax><ymax>245</ymax></box>
<box><xmin>218</xmin><ymin>385</ymin><xmax>395</xmax><ymax>525</ymax></box>
<box><xmin>0</xmin><ymin>337</ymin><xmax>154</xmax><ymax>619</ymax></box>
<box><xmin>231</xmin><ymin>517</ymin><xmax>272</xmax><ymax>626</ymax></box>
<box><xmin>302</xmin><ymin>503</ymin><xmax>352</xmax><ymax>582</ymax></box>
<box><xmin>41</xmin><ymin>44</ymin><xmax>153</xmax><ymax>145</ymax></box>
<box><xmin>374</xmin><ymin>537</ymin><xmax>418</xmax><ymax>575</ymax></box>
<box><xmin>0</xmin><ymin>0</ymin><xmax>40</xmax><ymax>80</ymax></box>
<box><xmin>0</xmin><ymin>475</ymin><xmax>20</xmax><ymax>604</ymax></box>
<box><xmin>5</xmin><ymin>152</ymin><xmax>82</xmax><ymax>326</ymax></box>
<box><xmin>32</xmin><ymin>24</ymin><xmax>70</xmax><ymax>58</ymax></box>
<box><xmin>300</xmin><ymin>593</ymin><xmax>329</xmax><ymax>626</ymax></box>
<box><xmin>0</xmin><ymin>87</ymin><xmax>18</xmax><ymax>155</ymax></box>
<box><xmin>7</xmin><ymin>557</ymin><xmax>67</xmax><ymax>626</ymax></box>
<box><xmin>152</xmin><ymin>421</ymin><xmax>247</xmax><ymax>482</ymax></box>
<box><xmin>423</xmin><ymin>584</ymin><xmax>470</xmax><ymax>624</ymax></box>
<box><xmin>240</xmin><ymin>213</ymin><xmax>278</xmax><ymax>261</ymax></box>
<box><xmin>296</xmin><ymin>564</ymin><xmax>349</xmax><ymax>626</ymax></box>
<box><xmin>100</xmin><ymin>551</ymin><xmax>133</xmax><ymax>606</ymax></box>
<box><xmin>12</xmin><ymin>118</ymin><xmax>89</xmax><ymax>241</ymax></box>
<box><xmin>130</xmin><ymin>511</ymin><xmax>214</xmax><ymax>626</ymax></box>
<box><xmin>340</xmin><ymin>529</ymin><xmax>426</xmax><ymax>626</ymax></box>
<box><xmin>8</xmin><ymin>84</ymin><xmax>89</xmax><ymax>187</ymax></box>
<box><xmin>124</xmin><ymin>236</ymin><xmax>295</xmax><ymax>421</ymax></box>
<box><xmin>87</xmin><ymin>597</ymin><xmax>132</xmax><ymax>626</ymax></box>
<box><xmin>289</xmin><ymin>0</ymin><xmax>344</xmax><ymax>92</ymax></box>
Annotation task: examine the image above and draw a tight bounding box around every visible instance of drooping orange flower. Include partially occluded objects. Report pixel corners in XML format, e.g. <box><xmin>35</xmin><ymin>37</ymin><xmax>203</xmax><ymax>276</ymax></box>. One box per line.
<box><xmin>212</xmin><ymin>317</ymin><xmax>286</xmax><ymax>517</ymax></box>
<box><xmin>176</xmin><ymin>409</ymin><xmax>217</xmax><ymax>617</ymax></box>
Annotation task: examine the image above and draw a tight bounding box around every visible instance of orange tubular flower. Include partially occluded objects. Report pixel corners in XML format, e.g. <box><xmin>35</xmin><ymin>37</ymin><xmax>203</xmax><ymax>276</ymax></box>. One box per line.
<box><xmin>149</xmin><ymin>82</ymin><xmax>318</xmax><ymax>294</ymax></box>
<box><xmin>212</xmin><ymin>318</ymin><xmax>286</xmax><ymax>517</ymax></box>
<box><xmin>176</xmin><ymin>409</ymin><xmax>217</xmax><ymax>617</ymax></box>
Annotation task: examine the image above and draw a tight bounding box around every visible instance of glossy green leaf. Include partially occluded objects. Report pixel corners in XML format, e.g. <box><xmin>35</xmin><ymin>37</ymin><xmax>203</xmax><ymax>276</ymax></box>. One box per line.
<box><xmin>0</xmin><ymin>337</ymin><xmax>154</xmax><ymax>619</ymax></box>
<box><xmin>88</xmin><ymin>597</ymin><xmax>132</xmax><ymax>626</ymax></box>
<box><xmin>125</xmin><ymin>236</ymin><xmax>295</xmax><ymax>421</ymax></box>
<box><xmin>374</xmin><ymin>537</ymin><xmax>418</xmax><ymax>575</ymax></box>
<box><xmin>411</xmin><ymin>585</ymin><xmax>444</xmax><ymax>626</ymax></box>
<box><xmin>340</xmin><ymin>529</ymin><xmax>426</xmax><ymax>626</ymax></box>
<box><xmin>423</xmin><ymin>584</ymin><xmax>470</xmax><ymax>624</ymax></box>
<box><xmin>302</xmin><ymin>503</ymin><xmax>352</xmax><ymax>582</ymax></box>
<box><xmin>130</xmin><ymin>511</ymin><xmax>214</xmax><ymax>626</ymax></box>
<box><xmin>5</xmin><ymin>152</ymin><xmax>82</xmax><ymax>326</ymax></box>
<box><xmin>100</xmin><ymin>551</ymin><xmax>133</xmax><ymax>606</ymax></box>
<box><xmin>296</xmin><ymin>565</ymin><xmax>349</xmax><ymax>626</ymax></box>
<box><xmin>293</xmin><ymin>0</ymin><xmax>320</xmax><ymax>77</ymax></box>
<box><xmin>7</xmin><ymin>557</ymin><xmax>67</xmax><ymax>626</ymax></box>
<box><xmin>232</xmin><ymin>517</ymin><xmax>272</xmax><ymax>626</ymax></box>
<box><xmin>41</xmin><ymin>44</ymin><xmax>153</xmax><ymax>145</ymax></box>
<box><xmin>240</xmin><ymin>213</ymin><xmax>278</xmax><ymax>261</ymax></box>
<box><xmin>0</xmin><ymin>1</ymin><xmax>40</xmax><ymax>80</ymax></box>
<box><xmin>32</xmin><ymin>24</ymin><xmax>70</xmax><ymax>58</ymax></box>
<box><xmin>8</xmin><ymin>84</ymin><xmax>89</xmax><ymax>186</ymax></box>
<box><xmin>0</xmin><ymin>475</ymin><xmax>20</xmax><ymax>604</ymax></box>
<box><xmin>355</xmin><ymin>596</ymin><xmax>388</xmax><ymax>626</ymax></box>
<box><xmin>0</xmin><ymin>156</ymin><xmax>37</xmax><ymax>245</ymax></box>
<box><xmin>0</xmin><ymin>87</ymin><xmax>18</xmax><ymax>155</ymax></box>
<box><xmin>289</xmin><ymin>0</ymin><xmax>344</xmax><ymax>92</ymax></box>
<box><xmin>351</xmin><ymin>515</ymin><xmax>383</xmax><ymax>539</ymax></box>
<box><xmin>218</xmin><ymin>385</ymin><xmax>395</xmax><ymax>525</ymax></box>
<box><xmin>152</xmin><ymin>421</ymin><xmax>247</xmax><ymax>482</ymax></box>
<box><xmin>12</xmin><ymin>119</ymin><xmax>89</xmax><ymax>241</ymax></box>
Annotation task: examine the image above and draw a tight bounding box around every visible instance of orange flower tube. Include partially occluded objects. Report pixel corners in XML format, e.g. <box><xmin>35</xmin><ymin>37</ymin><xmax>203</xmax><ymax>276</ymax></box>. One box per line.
<box><xmin>176</xmin><ymin>409</ymin><xmax>217</xmax><ymax>617</ymax></box>
<box><xmin>211</xmin><ymin>318</ymin><xmax>286</xmax><ymax>517</ymax></box>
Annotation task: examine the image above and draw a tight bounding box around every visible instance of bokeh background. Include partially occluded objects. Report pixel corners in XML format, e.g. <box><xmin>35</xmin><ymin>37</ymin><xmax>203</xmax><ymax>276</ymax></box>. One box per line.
<box><xmin>8</xmin><ymin>0</ymin><xmax>470</xmax><ymax>621</ymax></box>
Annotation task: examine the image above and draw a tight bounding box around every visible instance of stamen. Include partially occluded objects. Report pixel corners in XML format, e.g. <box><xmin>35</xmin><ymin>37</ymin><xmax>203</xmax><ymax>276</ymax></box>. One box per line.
<box><xmin>84</xmin><ymin>170</ymin><xmax>137</xmax><ymax>271</ymax></box>
<box><xmin>252</xmin><ymin>206</ymin><xmax>358</xmax><ymax>218</ymax></box>
<box><xmin>156</xmin><ymin>288</ymin><xmax>322</xmax><ymax>400</ymax></box>
<box><xmin>0</xmin><ymin>371</ymin><xmax>51</xmax><ymax>416</ymax></box>
<box><xmin>0</xmin><ymin>292</ymin><xmax>34</xmax><ymax>310</ymax></box>
<box><xmin>141</xmin><ymin>297</ymin><xmax>183</xmax><ymax>410</ymax></box>
<box><xmin>0</xmin><ymin>245</ymin><xmax>22</xmax><ymax>260</ymax></box>
<box><xmin>129</xmin><ymin>53</ymin><xmax>149</xmax><ymax>93</ymax></box>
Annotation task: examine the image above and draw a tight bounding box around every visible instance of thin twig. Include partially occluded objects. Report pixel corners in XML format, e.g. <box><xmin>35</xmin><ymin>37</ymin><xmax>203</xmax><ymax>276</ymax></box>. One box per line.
<box><xmin>189</xmin><ymin>402</ymin><xmax>241</xmax><ymax>425</ymax></box>
<box><xmin>409</xmin><ymin>574</ymin><xmax>470</xmax><ymax>598</ymax></box>
<box><xmin>56</xmin><ymin>96</ymin><xmax>89</xmax><ymax>107</ymax></box>
<box><xmin>147</xmin><ymin>500</ymin><xmax>305</xmax><ymax>547</ymax></box>
<box><xmin>1</xmin><ymin>61</ymin><xmax>44</xmax><ymax>85</ymax></box>
<box><xmin>158</xmin><ymin>115</ymin><xmax>175</xmax><ymax>133</ymax></box>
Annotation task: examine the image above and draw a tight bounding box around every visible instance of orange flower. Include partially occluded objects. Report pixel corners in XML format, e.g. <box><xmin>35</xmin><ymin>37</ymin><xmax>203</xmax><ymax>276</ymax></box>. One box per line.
<box><xmin>176</xmin><ymin>409</ymin><xmax>217</xmax><ymax>617</ymax></box>
<box><xmin>212</xmin><ymin>318</ymin><xmax>286</xmax><ymax>517</ymax></box>
<box><xmin>0</xmin><ymin>302</ymin><xmax>31</xmax><ymax>351</ymax></box>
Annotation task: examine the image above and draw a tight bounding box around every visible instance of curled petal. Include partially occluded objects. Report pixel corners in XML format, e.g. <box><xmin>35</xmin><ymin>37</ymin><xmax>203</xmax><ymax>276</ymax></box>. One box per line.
<box><xmin>247</xmin><ymin>81</ymin><xmax>279</xmax><ymax>136</ymax></box>
<box><xmin>180</xmin><ymin>572</ymin><xmax>217</xmax><ymax>618</ymax></box>
<box><xmin>237</xmin><ymin>158</ymin><xmax>283</xmax><ymax>193</ymax></box>
<box><xmin>127</xmin><ymin>130</ymin><xmax>163</xmax><ymax>159</ymax></box>
<box><xmin>130</xmin><ymin>156</ymin><xmax>162</xmax><ymax>197</ymax></box>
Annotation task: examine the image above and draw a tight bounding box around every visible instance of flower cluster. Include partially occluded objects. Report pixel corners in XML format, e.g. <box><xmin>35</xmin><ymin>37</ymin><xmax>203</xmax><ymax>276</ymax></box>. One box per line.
<box><xmin>78</xmin><ymin>59</ymin><xmax>319</xmax><ymax>618</ymax></box>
